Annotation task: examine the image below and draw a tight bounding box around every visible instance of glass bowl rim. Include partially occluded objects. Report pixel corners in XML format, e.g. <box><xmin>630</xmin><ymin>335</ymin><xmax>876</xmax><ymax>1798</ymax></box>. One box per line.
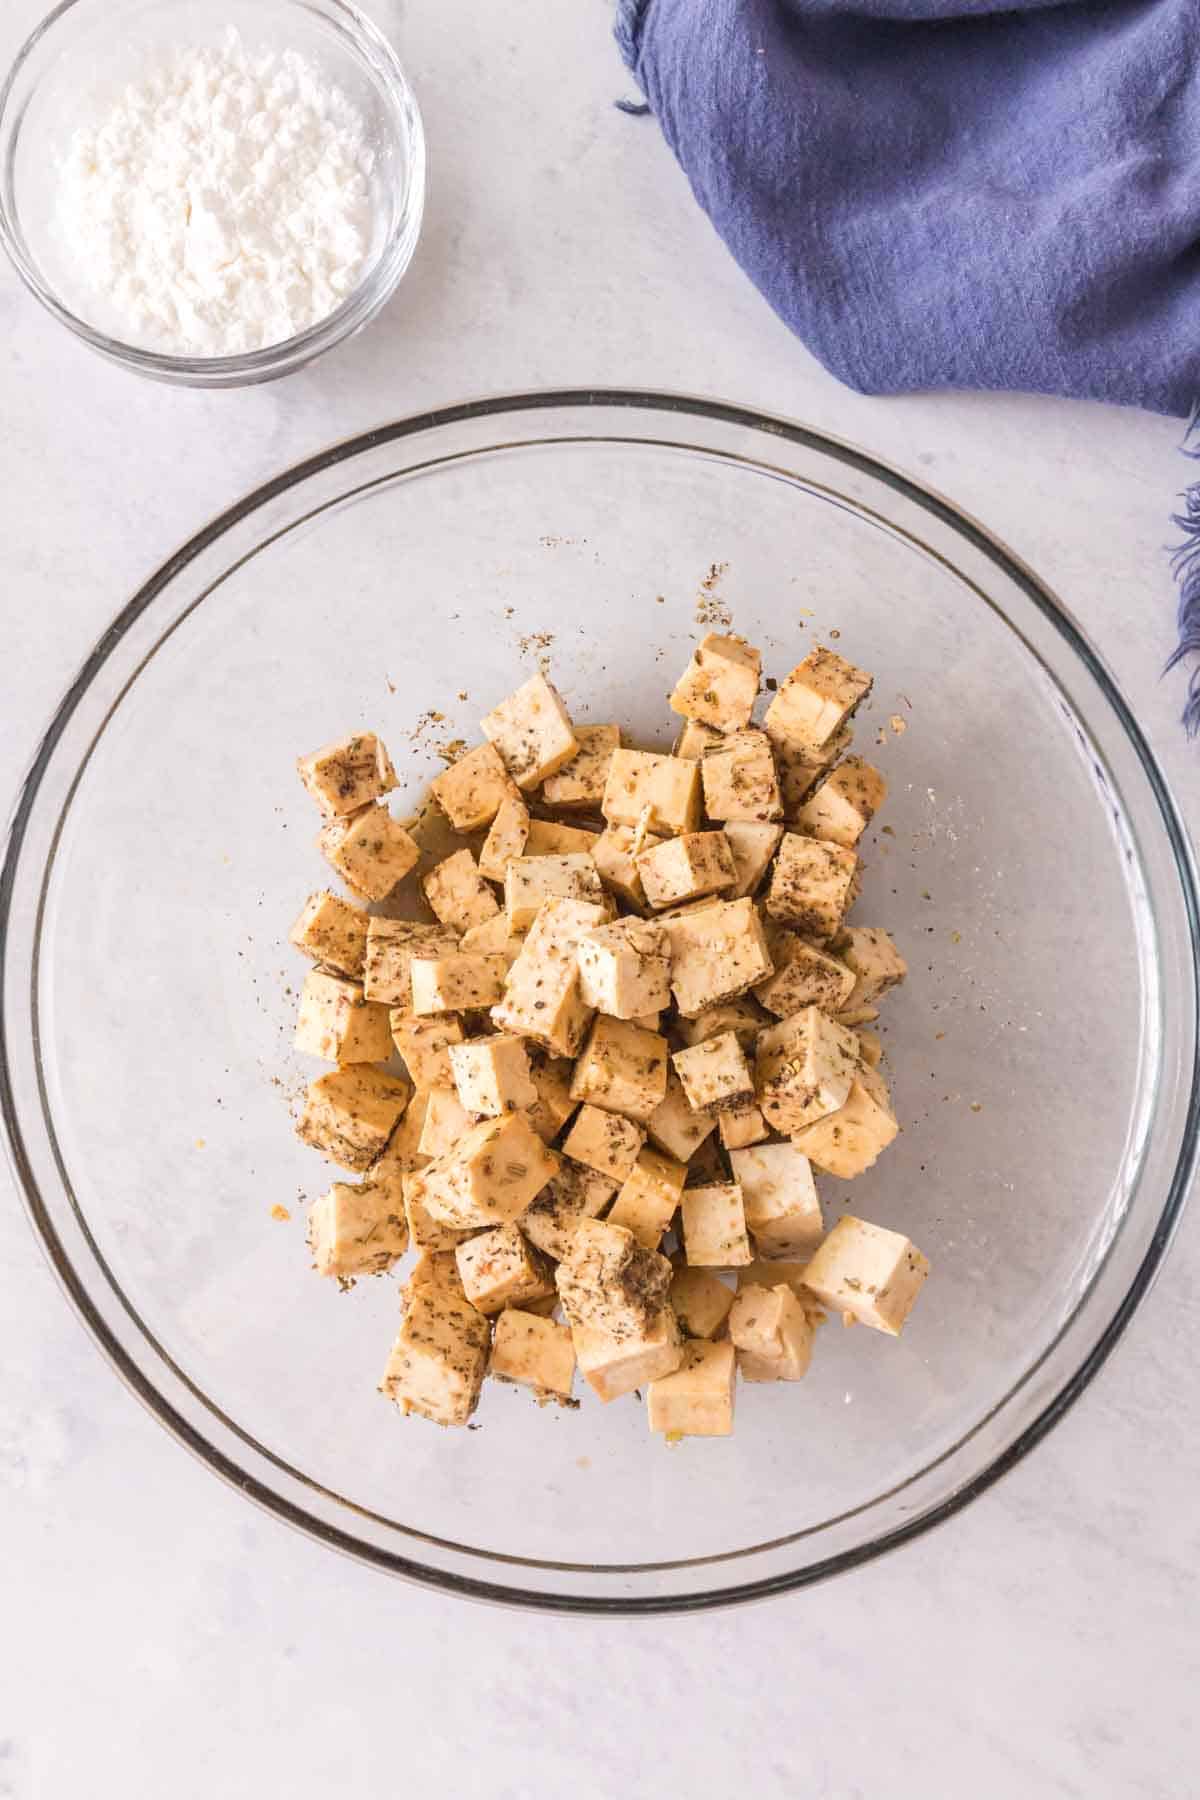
<box><xmin>2</xmin><ymin>386</ymin><xmax>1197</xmax><ymax>1613</ymax></box>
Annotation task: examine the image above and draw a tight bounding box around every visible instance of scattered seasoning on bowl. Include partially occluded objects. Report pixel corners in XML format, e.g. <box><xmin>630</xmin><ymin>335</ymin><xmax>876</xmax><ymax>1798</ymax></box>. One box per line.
<box><xmin>56</xmin><ymin>27</ymin><xmax>374</xmax><ymax>357</ymax></box>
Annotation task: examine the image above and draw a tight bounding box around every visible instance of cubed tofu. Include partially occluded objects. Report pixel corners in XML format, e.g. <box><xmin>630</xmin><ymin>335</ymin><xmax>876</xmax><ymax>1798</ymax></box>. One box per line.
<box><xmin>542</xmin><ymin>723</ymin><xmax>621</xmax><ymax>810</ymax></box>
<box><xmin>455</xmin><ymin>1223</ymin><xmax>555</xmax><ymax>1314</ymax></box>
<box><xmin>504</xmin><ymin>853</ymin><xmax>605</xmax><ymax>930</ymax></box>
<box><xmin>430</xmin><ymin>741</ymin><xmax>520</xmax><ymax>831</ymax></box>
<box><xmin>491</xmin><ymin>896</ymin><xmax>607</xmax><ymax>1058</ymax></box>
<box><xmin>790</xmin><ymin>1062</ymin><xmax>899</xmax><ymax>1177</ymax></box>
<box><xmin>674</xmin><ymin>995</ymin><xmax>768</xmax><ymax>1052</ymax></box>
<box><xmin>389</xmin><ymin>1011</ymin><xmax>464</xmax><ymax>1088</ymax></box>
<box><xmin>663</xmin><ymin>898</ymin><xmax>774</xmax><ymax>1016</ymax></box>
<box><xmin>645</xmin><ymin>1069</ymin><xmax>718</xmax><ymax>1163</ymax></box>
<box><xmin>754</xmin><ymin>929</ymin><xmax>856</xmax><ymax>1018</ymax></box>
<box><xmin>317</xmin><ymin>804</ymin><xmax>420</xmax><ymax>901</ymax></box>
<box><xmin>680</xmin><ymin>1183</ymin><xmax>752</xmax><ymax>1267</ymax></box>
<box><xmin>293</xmin><ymin>969</ymin><xmax>392</xmax><ymax>1064</ymax></box>
<box><xmin>420</xmin><ymin>1112</ymin><xmax>561</xmax><ymax>1228</ymax></box>
<box><xmin>608</xmin><ymin>1147</ymin><xmax>687</xmax><ymax>1248</ymax></box>
<box><xmin>637</xmin><ymin>831</ymin><xmax>736</xmax><ymax>911</ymax></box>
<box><xmin>307</xmin><ymin>1177</ymin><xmax>409</xmax><ymax>1280</ymax></box>
<box><xmin>490</xmin><ymin>1309</ymin><xmax>576</xmax><ymax>1404</ymax></box>
<box><xmin>668</xmin><ymin>633</ymin><xmax>761</xmax><ymax>733</ymax></box>
<box><xmin>700</xmin><ymin>729</ymin><xmax>782</xmax><ymax>823</ymax></box>
<box><xmin>569</xmin><ymin>1016</ymin><xmax>668</xmax><ymax>1123</ymax></box>
<box><xmin>297</xmin><ymin>1067</ymin><xmax>412</xmax><ymax>1172</ymax></box>
<box><xmin>525</xmin><ymin>819</ymin><xmax>601</xmax><ymax>857</ymax></box>
<box><xmin>857</xmin><ymin>1028</ymin><xmax>883</xmax><ymax>1069</ymax></box>
<box><xmin>478</xmin><ymin>794</ymin><xmax>531</xmax><ymax>883</ymax></box>
<box><xmin>418</xmin><ymin>1083</ymin><xmax>475</xmax><ymax>1159</ymax></box>
<box><xmin>839</xmin><ymin>926</ymin><xmax>908</xmax><ymax>1011</ymax></box>
<box><xmin>297</xmin><ymin>731</ymin><xmax>397</xmax><ymax>816</ymax></box>
<box><xmin>647</xmin><ymin>1338</ymin><xmax>736</xmax><ymax>1437</ymax></box>
<box><xmin>524</xmin><ymin>1047</ymin><xmax>579</xmax><ymax>1144</ymax></box>
<box><xmin>410</xmin><ymin>953</ymin><xmax>508</xmax><ymax>1015</ymax></box>
<box><xmin>372</xmin><ymin>1088</ymin><xmax>432</xmax><ymax>1179</ymax></box>
<box><xmin>773</xmin><ymin>725</ymin><xmax>853</xmax><ymax>819</ymax></box>
<box><xmin>669</xmin><ymin>1265</ymin><xmax>735</xmax><ymax>1340</ymax></box>
<box><xmin>289</xmin><ymin>890</ymin><xmax>369</xmax><ymax>978</ymax></box>
<box><xmin>755</xmin><ymin>1006</ymin><xmax>861</xmax><ymax>1135</ymax></box>
<box><xmin>793</xmin><ymin>756</ymin><xmax>887</xmax><ymax>850</ymax></box>
<box><xmin>672</xmin><ymin>1031</ymin><xmax>755</xmax><ymax>1115</ymax></box>
<box><xmin>404</xmin><ymin>1247</ymin><xmax>469</xmax><ymax>1301</ymax></box>
<box><xmin>573</xmin><ymin>1306</ymin><xmax>683</xmax><ymax>1403</ymax></box>
<box><xmin>602</xmin><ymin>749</ymin><xmax>702</xmax><ymax>836</ymax></box>
<box><xmin>402</xmin><ymin>1171</ymin><xmax>474</xmax><ymax>1253</ymax></box>
<box><xmin>460</xmin><ymin>912</ymin><xmax>526</xmax><ymax>971</ymax></box>
<box><xmin>737</xmin><ymin>1258</ymin><xmax>815</xmax><ymax>1299</ymax></box>
<box><xmin>764</xmin><ymin>833</ymin><xmax>858</xmax><ymax>938</ymax></box>
<box><xmin>520</xmin><ymin>1161</ymin><xmax>617</xmax><ymax>1259</ymax></box>
<box><xmin>592</xmin><ymin>822</ymin><xmax>664</xmax><ymax>911</ymax></box>
<box><xmin>729</xmin><ymin>1141</ymin><xmax>824</xmax><ymax>1258</ymax></box>
<box><xmin>730</xmin><ymin>1283</ymin><xmax>814</xmax><ymax>1382</ymax></box>
<box><xmin>684</xmin><ymin>1134</ymin><xmax>730</xmax><ymax>1190</ymax></box>
<box><xmin>718</xmin><ymin>1102</ymin><xmax>770</xmax><ymax>1149</ymax></box>
<box><xmin>422</xmin><ymin>849</ymin><xmax>500</xmax><ymax>933</ymax></box>
<box><xmin>577</xmin><ymin>917</ymin><xmax>672</xmax><ymax>1019</ymax></box>
<box><xmin>722</xmin><ymin>822</ymin><xmax>784</xmax><ymax>898</ymax></box>
<box><xmin>380</xmin><ymin>1285</ymin><xmax>491</xmax><ymax>1427</ymax></box>
<box><xmin>674</xmin><ymin>718</ymin><xmax>725</xmax><ymax>759</ymax></box>
<box><xmin>555</xmin><ymin>1217</ymin><xmax>673</xmax><ymax>1335</ymax></box>
<box><xmin>764</xmin><ymin>646</ymin><xmax>873</xmax><ymax>753</ymax></box>
<box><xmin>364</xmin><ymin>918</ymin><xmax>461</xmax><ymax>1004</ymax></box>
<box><xmin>449</xmin><ymin>1034</ymin><xmax>538</xmax><ymax>1117</ymax></box>
<box><xmin>562</xmin><ymin>1102</ymin><xmax>646</xmax><ymax>1182</ymax></box>
<box><xmin>482</xmin><ymin>672</ymin><xmax>579</xmax><ymax>790</ymax></box>
<box><xmin>801</xmin><ymin>1215</ymin><xmax>929</xmax><ymax>1335</ymax></box>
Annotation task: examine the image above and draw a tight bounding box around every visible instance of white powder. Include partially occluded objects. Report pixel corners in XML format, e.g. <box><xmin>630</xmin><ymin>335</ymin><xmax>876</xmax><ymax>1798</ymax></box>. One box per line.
<box><xmin>58</xmin><ymin>28</ymin><xmax>375</xmax><ymax>357</ymax></box>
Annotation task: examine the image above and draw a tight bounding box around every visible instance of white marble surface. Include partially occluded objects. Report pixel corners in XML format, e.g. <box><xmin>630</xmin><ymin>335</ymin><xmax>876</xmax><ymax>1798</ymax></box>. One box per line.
<box><xmin>2</xmin><ymin>1</ymin><xmax>1198</xmax><ymax>1793</ymax></box>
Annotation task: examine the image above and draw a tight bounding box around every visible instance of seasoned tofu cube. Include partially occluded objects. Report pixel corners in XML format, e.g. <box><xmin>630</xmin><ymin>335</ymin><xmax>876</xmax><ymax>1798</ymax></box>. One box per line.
<box><xmin>754</xmin><ymin>929</ymin><xmax>856</xmax><ymax>1018</ymax></box>
<box><xmin>857</xmin><ymin>1028</ymin><xmax>883</xmax><ymax>1069</ymax></box>
<box><xmin>455</xmin><ymin>1223</ymin><xmax>555</xmax><ymax>1314</ymax></box>
<box><xmin>293</xmin><ymin>969</ymin><xmax>392</xmax><ymax>1064</ymax></box>
<box><xmin>674</xmin><ymin>995</ymin><xmax>768</xmax><ymax>1052</ymax></box>
<box><xmin>793</xmin><ymin>756</ymin><xmax>887</xmax><ymax>850</ymax></box>
<box><xmin>297</xmin><ymin>1067</ymin><xmax>412</xmax><ymax>1172</ymax></box>
<box><xmin>297</xmin><ymin>731</ymin><xmax>397</xmax><ymax>816</ymax></box>
<box><xmin>422</xmin><ymin>849</ymin><xmax>500</xmax><ymax>933</ymax></box>
<box><xmin>722</xmin><ymin>822</ymin><xmax>784</xmax><ymax>898</ymax></box>
<box><xmin>448</xmin><ymin>1034</ymin><xmax>538</xmax><ymax>1117</ymax></box>
<box><xmin>608</xmin><ymin>1147</ymin><xmax>687</xmax><ymax>1248</ymax></box>
<box><xmin>569</xmin><ymin>1016</ymin><xmax>668</xmax><ymax>1123</ymax></box>
<box><xmin>672</xmin><ymin>1031</ymin><xmax>755</xmax><ymax>1115</ymax></box>
<box><xmin>718</xmin><ymin>1102</ymin><xmax>769</xmax><ymax>1149</ymax></box>
<box><xmin>773</xmin><ymin>725</ymin><xmax>853</xmax><ymax>819</ymax></box>
<box><xmin>731</xmin><ymin>1283</ymin><xmax>814</xmax><ymax>1382</ymax></box>
<box><xmin>801</xmin><ymin>1215</ymin><xmax>929</xmax><ymax>1335</ymax></box>
<box><xmin>482</xmin><ymin>672</ymin><xmax>579</xmax><ymax>790</ymax></box>
<box><xmin>364</xmin><ymin>918</ymin><xmax>460</xmax><ymax>1004</ymax></box>
<box><xmin>520</xmin><ymin>1161</ymin><xmax>617</xmax><ymax>1259</ymax></box>
<box><xmin>729</xmin><ymin>1141</ymin><xmax>823</xmax><ymax>1258</ymax></box>
<box><xmin>405</xmin><ymin>1247</ymin><xmax>469</xmax><ymax>1301</ymax></box>
<box><xmin>647</xmin><ymin>1339</ymin><xmax>736</xmax><ymax>1437</ymax></box>
<box><xmin>317</xmin><ymin>804</ymin><xmax>420</xmax><ymax>901</ymax></box>
<box><xmin>491</xmin><ymin>896</ymin><xmax>607</xmax><ymax>1058</ymax></box>
<box><xmin>430</xmin><ymin>741</ymin><xmax>520</xmax><ymax>831</ymax></box>
<box><xmin>592</xmin><ymin>822</ymin><xmax>664</xmax><ymax>911</ymax></box>
<box><xmin>637</xmin><ymin>830</ymin><xmax>736</xmax><ymax>910</ymax></box>
<box><xmin>372</xmin><ymin>1088</ymin><xmax>432</xmax><ymax>1179</ymax></box>
<box><xmin>680</xmin><ymin>1183</ymin><xmax>752</xmax><ymax>1267</ymax></box>
<box><xmin>668</xmin><ymin>633</ymin><xmax>761</xmax><ymax>733</ymax></box>
<box><xmin>577</xmin><ymin>917</ymin><xmax>671</xmax><ymax>1019</ymax></box>
<box><xmin>525</xmin><ymin>819</ymin><xmax>601</xmax><ymax>857</ymax></box>
<box><xmin>573</xmin><ymin>1306</ymin><xmax>683</xmax><ymax>1403</ymax></box>
<box><xmin>504</xmin><ymin>853</ymin><xmax>605</xmax><ymax>930</ymax></box>
<box><xmin>738</xmin><ymin>1258</ymin><xmax>815</xmax><ymax>1298</ymax></box>
<box><xmin>790</xmin><ymin>1062</ymin><xmax>898</xmax><ymax>1177</ymax></box>
<box><xmin>645</xmin><ymin>1069</ymin><xmax>717</xmax><ymax>1163</ymax></box>
<box><xmin>410</xmin><ymin>953</ymin><xmax>508</xmax><ymax>1015</ymax></box>
<box><xmin>524</xmin><ymin>1047</ymin><xmax>579</xmax><ymax>1144</ymax></box>
<box><xmin>478</xmin><ymin>793</ymin><xmax>531</xmax><ymax>883</ymax></box>
<box><xmin>602</xmin><ymin>749</ymin><xmax>702</xmax><ymax>836</ymax></box>
<box><xmin>669</xmin><ymin>1265</ymin><xmax>735</xmax><ymax>1340</ymax></box>
<box><xmin>839</xmin><ymin>926</ymin><xmax>908</xmax><ymax>1010</ymax></box>
<box><xmin>764</xmin><ymin>833</ymin><xmax>858</xmax><ymax>938</ymax></box>
<box><xmin>700</xmin><ymin>729</ymin><xmax>782</xmax><ymax>823</ymax></box>
<box><xmin>420</xmin><ymin>1112</ymin><xmax>561</xmax><ymax>1228</ymax></box>
<box><xmin>459</xmin><ymin>912</ymin><xmax>526</xmax><ymax>969</ymax></box>
<box><xmin>402</xmin><ymin>1171</ymin><xmax>473</xmax><ymax>1252</ymax></box>
<box><xmin>380</xmin><ymin>1284</ymin><xmax>491</xmax><ymax>1427</ymax></box>
<box><xmin>562</xmin><ymin>1102</ymin><xmax>646</xmax><ymax>1182</ymax></box>
<box><xmin>417</xmin><ymin>1083</ymin><xmax>475</xmax><ymax>1159</ymax></box>
<box><xmin>307</xmin><ymin>1177</ymin><xmax>409</xmax><ymax>1280</ymax></box>
<box><xmin>555</xmin><ymin>1217</ymin><xmax>673</xmax><ymax>1335</ymax></box>
<box><xmin>663</xmin><ymin>897</ymin><xmax>774</xmax><ymax>1016</ymax></box>
<box><xmin>764</xmin><ymin>646</ymin><xmax>873</xmax><ymax>753</ymax></box>
<box><xmin>289</xmin><ymin>890</ymin><xmax>369</xmax><ymax>978</ymax></box>
<box><xmin>389</xmin><ymin>1012</ymin><xmax>463</xmax><ymax>1088</ymax></box>
<box><xmin>755</xmin><ymin>1006</ymin><xmax>860</xmax><ymax>1135</ymax></box>
<box><xmin>490</xmin><ymin>1309</ymin><xmax>576</xmax><ymax>1404</ymax></box>
<box><xmin>674</xmin><ymin>718</ymin><xmax>725</xmax><ymax>759</ymax></box>
<box><xmin>542</xmin><ymin>723</ymin><xmax>621</xmax><ymax>810</ymax></box>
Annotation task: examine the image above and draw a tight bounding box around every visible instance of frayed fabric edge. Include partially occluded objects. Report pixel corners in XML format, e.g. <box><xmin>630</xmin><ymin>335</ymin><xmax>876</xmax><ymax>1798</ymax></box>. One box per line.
<box><xmin>1167</xmin><ymin>401</ymin><xmax>1200</xmax><ymax>735</ymax></box>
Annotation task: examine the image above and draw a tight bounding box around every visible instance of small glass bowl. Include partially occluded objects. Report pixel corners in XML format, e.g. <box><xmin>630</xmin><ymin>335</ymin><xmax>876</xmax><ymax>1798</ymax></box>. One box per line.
<box><xmin>0</xmin><ymin>0</ymin><xmax>425</xmax><ymax>387</ymax></box>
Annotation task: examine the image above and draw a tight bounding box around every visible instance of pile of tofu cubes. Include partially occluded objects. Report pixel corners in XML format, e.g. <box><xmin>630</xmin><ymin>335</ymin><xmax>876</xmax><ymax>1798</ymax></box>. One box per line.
<box><xmin>287</xmin><ymin>633</ymin><xmax>928</xmax><ymax>1440</ymax></box>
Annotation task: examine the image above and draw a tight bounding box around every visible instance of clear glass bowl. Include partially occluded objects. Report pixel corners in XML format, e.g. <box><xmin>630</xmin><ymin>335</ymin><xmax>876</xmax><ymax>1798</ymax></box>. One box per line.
<box><xmin>2</xmin><ymin>392</ymin><xmax>1197</xmax><ymax>1612</ymax></box>
<box><xmin>0</xmin><ymin>0</ymin><xmax>425</xmax><ymax>387</ymax></box>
